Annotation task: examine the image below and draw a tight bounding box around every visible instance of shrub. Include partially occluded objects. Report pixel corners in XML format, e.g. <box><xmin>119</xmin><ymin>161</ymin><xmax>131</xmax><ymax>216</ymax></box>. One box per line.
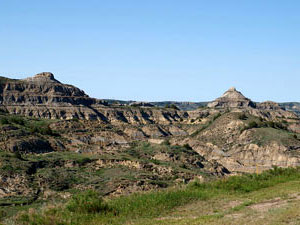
<box><xmin>0</xmin><ymin>210</ymin><xmax>7</xmax><ymax>220</ymax></box>
<box><xmin>161</xmin><ymin>140</ymin><xmax>170</xmax><ymax>145</ymax></box>
<box><xmin>71</xmin><ymin>117</ymin><xmax>80</xmax><ymax>122</ymax></box>
<box><xmin>293</xmin><ymin>134</ymin><xmax>298</xmax><ymax>139</ymax></box>
<box><xmin>29</xmin><ymin>126</ymin><xmax>39</xmax><ymax>134</ymax></box>
<box><xmin>169</xmin><ymin>104</ymin><xmax>179</xmax><ymax>110</ymax></box>
<box><xmin>9</xmin><ymin>116</ymin><xmax>25</xmax><ymax>125</ymax></box>
<box><xmin>241</xmin><ymin>119</ymin><xmax>287</xmax><ymax>133</ymax></box>
<box><xmin>29</xmin><ymin>125</ymin><xmax>57</xmax><ymax>136</ymax></box>
<box><xmin>75</xmin><ymin>157</ymin><xmax>92</xmax><ymax>166</ymax></box>
<box><xmin>38</xmin><ymin>168</ymin><xmax>75</xmax><ymax>191</ymax></box>
<box><xmin>183</xmin><ymin>144</ymin><xmax>192</xmax><ymax>150</ymax></box>
<box><xmin>164</xmin><ymin>104</ymin><xmax>179</xmax><ymax>110</ymax></box>
<box><xmin>0</xmin><ymin>117</ymin><xmax>9</xmax><ymax>125</ymax></box>
<box><xmin>13</xmin><ymin>151</ymin><xmax>23</xmax><ymax>160</ymax></box>
<box><xmin>66</xmin><ymin>190</ymin><xmax>110</xmax><ymax>214</ymax></box>
<box><xmin>212</xmin><ymin>113</ymin><xmax>222</xmax><ymax>121</ymax></box>
<box><xmin>248</xmin><ymin>121</ymin><xmax>258</xmax><ymax>129</ymax></box>
<box><xmin>38</xmin><ymin>126</ymin><xmax>54</xmax><ymax>135</ymax></box>
<box><xmin>238</xmin><ymin>113</ymin><xmax>247</xmax><ymax>120</ymax></box>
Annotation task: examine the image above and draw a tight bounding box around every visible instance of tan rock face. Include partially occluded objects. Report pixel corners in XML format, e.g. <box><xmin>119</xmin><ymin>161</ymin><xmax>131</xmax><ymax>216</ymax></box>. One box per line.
<box><xmin>208</xmin><ymin>87</ymin><xmax>256</xmax><ymax>108</ymax></box>
<box><xmin>0</xmin><ymin>73</ymin><xmax>183</xmax><ymax>123</ymax></box>
<box><xmin>257</xmin><ymin>101</ymin><xmax>282</xmax><ymax>110</ymax></box>
<box><xmin>1</xmin><ymin>73</ymin><xmax>91</xmax><ymax>106</ymax></box>
<box><xmin>142</xmin><ymin>125</ymin><xmax>168</xmax><ymax>138</ymax></box>
<box><xmin>176</xmin><ymin>111</ymin><xmax>300</xmax><ymax>173</ymax></box>
<box><xmin>33</xmin><ymin>72</ymin><xmax>55</xmax><ymax>80</ymax></box>
<box><xmin>1</xmin><ymin>75</ymin><xmax>296</xmax><ymax>126</ymax></box>
<box><xmin>124</xmin><ymin>127</ymin><xmax>146</xmax><ymax>140</ymax></box>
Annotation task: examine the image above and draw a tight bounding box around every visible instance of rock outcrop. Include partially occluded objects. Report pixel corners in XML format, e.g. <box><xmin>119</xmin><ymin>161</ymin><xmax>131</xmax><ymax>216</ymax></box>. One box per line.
<box><xmin>1</xmin><ymin>72</ymin><xmax>93</xmax><ymax>105</ymax></box>
<box><xmin>257</xmin><ymin>101</ymin><xmax>283</xmax><ymax>110</ymax></box>
<box><xmin>129</xmin><ymin>102</ymin><xmax>155</xmax><ymax>107</ymax></box>
<box><xmin>1</xmin><ymin>74</ymin><xmax>298</xmax><ymax>124</ymax></box>
<box><xmin>174</xmin><ymin>111</ymin><xmax>300</xmax><ymax>173</ymax></box>
<box><xmin>0</xmin><ymin>73</ymin><xmax>185</xmax><ymax>123</ymax></box>
<box><xmin>208</xmin><ymin>87</ymin><xmax>256</xmax><ymax>108</ymax></box>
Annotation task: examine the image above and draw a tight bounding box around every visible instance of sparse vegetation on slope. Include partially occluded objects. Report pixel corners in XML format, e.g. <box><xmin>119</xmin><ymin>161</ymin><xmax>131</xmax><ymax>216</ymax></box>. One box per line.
<box><xmin>191</xmin><ymin>112</ymin><xmax>222</xmax><ymax>137</ymax></box>
<box><xmin>241</xmin><ymin>119</ymin><xmax>287</xmax><ymax>133</ymax></box>
<box><xmin>0</xmin><ymin>112</ymin><xmax>58</xmax><ymax>136</ymax></box>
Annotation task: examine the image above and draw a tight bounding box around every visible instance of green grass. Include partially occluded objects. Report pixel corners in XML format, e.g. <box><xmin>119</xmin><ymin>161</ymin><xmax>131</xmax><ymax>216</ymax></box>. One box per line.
<box><xmin>241</xmin><ymin>120</ymin><xmax>287</xmax><ymax>133</ymax></box>
<box><xmin>13</xmin><ymin>166</ymin><xmax>300</xmax><ymax>225</ymax></box>
<box><xmin>66</xmin><ymin>190</ymin><xmax>111</xmax><ymax>214</ymax></box>
<box><xmin>252</xmin><ymin>127</ymin><xmax>299</xmax><ymax>146</ymax></box>
<box><xmin>0</xmin><ymin>112</ymin><xmax>59</xmax><ymax>137</ymax></box>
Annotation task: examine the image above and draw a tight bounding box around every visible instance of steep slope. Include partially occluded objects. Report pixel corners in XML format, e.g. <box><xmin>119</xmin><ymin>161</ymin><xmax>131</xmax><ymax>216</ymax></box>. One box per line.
<box><xmin>0</xmin><ymin>72</ymin><xmax>95</xmax><ymax>105</ymax></box>
<box><xmin>1</xmin><ymin>73</ymin><xmax>300</xmax><ymax>173</ymax></box>
<box><xmin>0</xmin><ymin>111</ymin><xmax>229</xmax><ymax>203</ymax></box>
<box><xmin>176</xmin><ymin>112</ymin><xmax>300</xmax><ymax>173</ymax></box>
<box><xmin>0</xmin><ymin>73</ymin><xmax>184</xmax><ymax>123</ymax></box>
<box><xmin>208</xmin><ymin>87</ymin><xmax>256</xmax><ymax>108</ymax></box>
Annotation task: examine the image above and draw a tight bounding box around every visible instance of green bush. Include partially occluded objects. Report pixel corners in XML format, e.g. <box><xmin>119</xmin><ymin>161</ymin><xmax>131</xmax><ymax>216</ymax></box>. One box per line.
<box><xmin>164</xmin><ymin>104</ymin><xmax>179</xmax><ymax>110</ymax></box>
<box><xmin>75</xmin><ymin>157</ymin><xmax>92</xmax><ymax>166</ymax></box>
<box><xmin>66</xmin><ymin>190</ymin><xmax>110</xmax><ymax>214</ymax></box>
<box><xmin>212</xmin><ymin>113</ymin><xmax>222</xmax><ymax>121</ymax></box>
<box><xmin>248</xmin><ymin>121</ymin><xmax>258</xmax><ymax>129</ymax></box>
<box><xmin>183</xmin><ymin>144</ymin><xmax>192</xmax><ymax>150</ymax></box>
<box><xmin>0</xmin><ymin>209</ymin><xmax>7</xmax><ymax>220</ymax></box>
<box><xmin>0</xmin><ymin>117</ymin><xmax>9</xmax><ymax>125</ymax></box>
<box><xmin>38</xmin><ymin>168</ymin><xmax>75</xmax><ymax>191</ymax></box>
<box><xmin>161</xmin><ymin>139</ymin><xmax>170</xmax><ymax>145</ymax></box>
<box><xmin>238</xmin><ymin>113</ymin><xmax>247</xmax><ymax>120</ymax></box>
<box><xmin>29</xmin><ymin>125</ymin><xmax>57</xmax><ymax>136</ymax></box>
<box><xmin>13</xmin><ymin>151</ymin><xmax>23</xmax><ymax>160</ymax></box>
<box><xmin>170</xmin><ymin>104</ymin><xmax>179</xmax><ymax>110</ymax></box>
<box><xmin>71</xmin><ymin>117</ymin><xmax>80</xmax><ymax>122</ymax></box>
<box><xmin>241</xmin><ymin>120</ymin><xmax>287</xmax><ymax>133</ymax></box>
<box><xmin>9</xmin><ymin>116</ymin><xmax>25</xmax><ymax>125</ymax></box>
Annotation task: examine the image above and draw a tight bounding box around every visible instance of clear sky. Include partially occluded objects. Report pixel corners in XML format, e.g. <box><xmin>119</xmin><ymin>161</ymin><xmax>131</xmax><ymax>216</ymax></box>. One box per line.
<box><xmin>1</xmin><ymin>0</ymin><xmax>299</xmax><ymax>102</ymax></box>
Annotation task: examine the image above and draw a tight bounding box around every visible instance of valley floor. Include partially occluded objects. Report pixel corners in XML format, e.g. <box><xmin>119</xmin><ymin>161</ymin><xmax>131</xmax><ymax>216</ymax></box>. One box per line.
<box><xmin>137</xmin><ymin>180</ymin><xmax>300</xmax><ymax>225</ymax></box>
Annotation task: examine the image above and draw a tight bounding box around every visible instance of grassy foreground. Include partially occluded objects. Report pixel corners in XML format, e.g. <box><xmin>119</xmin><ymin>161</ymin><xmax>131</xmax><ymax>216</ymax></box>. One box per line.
<box><xmin>5</xmin><ymin>166</ymin><xmax>300</xmax><ymax>225</ymax></box>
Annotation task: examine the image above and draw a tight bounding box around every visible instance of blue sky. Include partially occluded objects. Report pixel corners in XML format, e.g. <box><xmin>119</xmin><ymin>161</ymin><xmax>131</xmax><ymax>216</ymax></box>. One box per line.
<box><xmin>1</xmin><ymin>0</ymin><xmax>299</xmax><ymax>102</ymax></box>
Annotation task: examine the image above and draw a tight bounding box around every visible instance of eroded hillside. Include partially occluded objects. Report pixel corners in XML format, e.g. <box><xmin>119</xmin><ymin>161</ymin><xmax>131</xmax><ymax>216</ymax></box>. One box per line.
<box><xmin>1</xmin><ymin>72</ymin><xmax>300</xmax><ymax>223</ymax></box>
